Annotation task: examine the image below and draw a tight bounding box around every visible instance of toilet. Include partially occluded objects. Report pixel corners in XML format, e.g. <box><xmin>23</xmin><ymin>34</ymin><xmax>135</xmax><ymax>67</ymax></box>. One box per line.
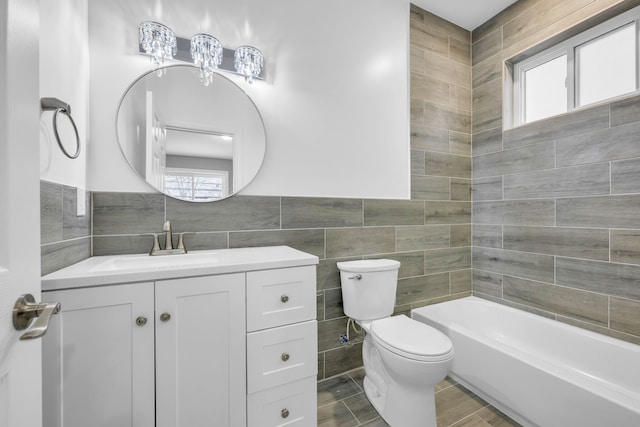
<box><xmin>337</xmin><ymin>259</ymin><xmax>454</xmax><ymax>427</ymax></box>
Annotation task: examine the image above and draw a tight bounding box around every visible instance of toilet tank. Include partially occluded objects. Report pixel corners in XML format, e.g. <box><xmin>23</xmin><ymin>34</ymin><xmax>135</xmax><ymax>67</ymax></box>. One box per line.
<box><xmin>337</xmin><ymin>259</ymin><xmax>401</xmax><ymax>321</ymax></box>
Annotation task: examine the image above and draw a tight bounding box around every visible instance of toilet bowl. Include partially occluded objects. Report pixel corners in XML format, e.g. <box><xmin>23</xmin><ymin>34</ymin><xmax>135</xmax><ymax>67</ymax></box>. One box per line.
<box><xmin>337</xmin><ymin>260</ymin><xmax>454</xmax><ymax>427</ymax></box>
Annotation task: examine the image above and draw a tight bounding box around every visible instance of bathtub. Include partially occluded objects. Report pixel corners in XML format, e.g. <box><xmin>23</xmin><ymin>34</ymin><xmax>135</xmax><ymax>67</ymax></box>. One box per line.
<box><xmin>411</xmin><ymin>296</ymin><xmax>640</xmax><ymax>427</ymax></box>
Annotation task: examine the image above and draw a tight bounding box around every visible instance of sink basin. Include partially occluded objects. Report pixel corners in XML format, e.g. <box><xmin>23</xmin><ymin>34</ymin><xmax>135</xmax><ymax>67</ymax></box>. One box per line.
<box><xmin>89</xmin><ymin>251</ymin><xmax>222</xmax><ymax>273</ymax></box>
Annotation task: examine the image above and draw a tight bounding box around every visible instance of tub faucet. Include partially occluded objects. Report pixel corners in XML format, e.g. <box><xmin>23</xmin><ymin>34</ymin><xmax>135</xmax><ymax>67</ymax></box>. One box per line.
<box><xmin>149</xmin><ymin>220</ymin><xmax>187</xmax><ymax>256</ymax></box>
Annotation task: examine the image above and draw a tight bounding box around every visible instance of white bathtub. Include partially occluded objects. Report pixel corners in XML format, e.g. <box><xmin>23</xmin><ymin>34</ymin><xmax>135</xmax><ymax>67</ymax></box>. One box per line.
<box><xmin>411</xmin><ymin>296</ymin><xmax>640</xmax><ymax>427</ymax></box>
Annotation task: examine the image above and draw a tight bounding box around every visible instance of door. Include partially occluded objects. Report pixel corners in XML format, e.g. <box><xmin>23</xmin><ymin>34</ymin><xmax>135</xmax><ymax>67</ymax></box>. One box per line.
<box><xmin>145</xmin><ymin>91</ymin><xmax>166</xmax><ymax>192</ymax></box>
<box><xmin>155</xmin><ymin>274</ymin><xmax>246</xmax><ymax>427</ymax></box>
<box><xmin>42</xmin><ymin>284</ymin><xmax>155</xmax><ymax>427</ymax></box>
<box><xmin>0</xmin><ymin>1</ymin><xmax>43</xmax><ymax>427</ymax></box>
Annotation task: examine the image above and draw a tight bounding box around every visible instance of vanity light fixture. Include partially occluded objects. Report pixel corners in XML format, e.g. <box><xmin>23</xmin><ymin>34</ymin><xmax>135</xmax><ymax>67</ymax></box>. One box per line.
<box><xmin>190</xmin><ymin>33</ymin><xmax>223</xmax><ymax>86</ymax></box>
<box><xmin>137</xmin><ymin>22</ymin><xmax>265</xmax><ymax>83</ymax></box>
<box><xmin>138</xmin><ymin>21</ymin><xmax>177</xmax><ymax>67</ymax></box>
<box><xmin>234</xmin><ymin>46</ymin><xmax>264</xmax><ymax>84</ymax></box>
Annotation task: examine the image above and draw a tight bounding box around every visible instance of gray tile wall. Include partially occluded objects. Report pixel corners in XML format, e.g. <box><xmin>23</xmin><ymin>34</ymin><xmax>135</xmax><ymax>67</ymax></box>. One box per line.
<box><xmin>44</xmin><ymin>2</ymin><xmax>640</xmax><ymax>381</ymax></box>
<box><xmin>40</xmin><ymin>181</ymin><xmax>91</xmax><ymax>275</ymax></box>
<box><xmin>83</xmin><ymin>7</ymin><xmax>473</xmax><ymax>381</ymax></box>
<box><xmin>91</xmin><ymin>188</ymin><xmax>472</xmax><ymax>380</ymax></box>
<box><xmin>472</xmin><ymin>0</ymin><xmax>640</xmax><ymax>345</ymax></box>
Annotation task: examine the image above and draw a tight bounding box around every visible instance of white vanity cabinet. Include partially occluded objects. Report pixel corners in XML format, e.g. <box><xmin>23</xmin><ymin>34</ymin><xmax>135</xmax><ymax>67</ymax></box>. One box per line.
<box><xmin>41</xmin><ymin>246</ymin><xmax>318</xmax><ymax>427</ymax></box>
<box><xmin>155</xmin><ymin>273</ymin><xmax>246</xmax><ymax>427</ymax></box>
<box><xmin>246</xmin><ymin>266</ymin><xmax>318</xmax><ymax>427</ymax></box>
<box><xmin>43</xmin><ymin>273</ymin><xmax>246</xmax><ymax>427</ymax></box>
<box><xmin>43</xmin><ymin>283</ymin><xmax>156</xmax><ymax>427</ymax></box>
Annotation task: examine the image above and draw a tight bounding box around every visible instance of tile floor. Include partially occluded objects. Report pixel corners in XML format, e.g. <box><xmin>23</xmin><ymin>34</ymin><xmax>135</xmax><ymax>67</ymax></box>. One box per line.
<box><xmin>317</xmin><ymin>368</ymin><xmax>522</xmax><ymax>427</ymax></box>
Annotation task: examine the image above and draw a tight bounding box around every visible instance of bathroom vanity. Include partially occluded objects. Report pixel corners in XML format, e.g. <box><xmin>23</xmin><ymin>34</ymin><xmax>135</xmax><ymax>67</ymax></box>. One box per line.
<box><xmin>41</xmin><ymin>246</ymin><xmax>318</xmax><ymax>427</ymax></box>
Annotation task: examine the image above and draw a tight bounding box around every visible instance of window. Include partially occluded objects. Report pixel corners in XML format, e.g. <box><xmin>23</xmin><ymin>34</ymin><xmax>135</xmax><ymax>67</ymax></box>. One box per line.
<box><xmin>164</xmin><ymin>168</ymin><xmax>229</xmax><ymax>202</ymax></box>
<box><xmin>512</xmin><ymin>6</ymin><xmax>640</xmax><ymax>126</ymax></box>
<box><xmin>523</xmin><ymin>54</ymin><xmax>568</xmax><ymax>123</ymax></box>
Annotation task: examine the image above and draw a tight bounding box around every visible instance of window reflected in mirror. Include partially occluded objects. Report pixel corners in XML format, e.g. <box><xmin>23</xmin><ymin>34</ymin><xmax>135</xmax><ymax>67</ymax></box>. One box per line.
<box><xmin>116</xmin><ymin>65</ymin><xmax>266</xmax><ymax>202</ymax></box>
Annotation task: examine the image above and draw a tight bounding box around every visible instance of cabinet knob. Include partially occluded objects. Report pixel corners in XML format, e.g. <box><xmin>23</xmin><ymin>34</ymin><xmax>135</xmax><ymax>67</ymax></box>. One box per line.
<box><xmin>160</xmin><ymin>312</ymin><xmax>171</xmax><ymax>322</ymax></box>
<box><xmin>280</xmin><ymin>295</ymin><xmax>289</xmax><ymax>303</ymax></box>
<box><xmin>281</xmin><ymin>408</ymin><xmax>289</xmax><ymax>419</ymax></box>
<box><xmin>281</xmin><ymin>352</ymin><xmax>290</xmax><ymax>362</ymax></box>
<box><xmin>135</xmin><ymin>316</ymin><xmax>148</xmax><ymax>326</ymax></box>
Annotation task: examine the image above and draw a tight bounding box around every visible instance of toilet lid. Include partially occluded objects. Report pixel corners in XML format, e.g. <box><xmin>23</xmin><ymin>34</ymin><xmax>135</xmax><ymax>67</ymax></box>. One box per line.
<box><xmin>371</xmin><ymin>315</ymin><xmax>454</xmax><ymax>362</ymax></box>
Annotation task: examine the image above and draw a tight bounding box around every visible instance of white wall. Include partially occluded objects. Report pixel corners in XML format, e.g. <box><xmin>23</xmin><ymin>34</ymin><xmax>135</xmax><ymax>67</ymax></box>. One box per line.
<box><xmin>88</xmin><ymin>0</ymin><xmax>410</xmax><ymax>199</ymax></box>
<box><xmin>39</xmin><ymin>0</ymin><xmax>89</xmax><ymax>189</ymax></box>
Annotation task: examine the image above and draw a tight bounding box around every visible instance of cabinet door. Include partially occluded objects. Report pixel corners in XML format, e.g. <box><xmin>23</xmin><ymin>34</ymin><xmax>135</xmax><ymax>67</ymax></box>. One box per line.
<box><xmin>42</xmin><ymin>283</ymin><xmax>155</xmax><ymax>427</ymax></box>
<box><xmin>155</xmin><ymin>273</ymin><xmax>246</xmax><ymax>427</ymax></box>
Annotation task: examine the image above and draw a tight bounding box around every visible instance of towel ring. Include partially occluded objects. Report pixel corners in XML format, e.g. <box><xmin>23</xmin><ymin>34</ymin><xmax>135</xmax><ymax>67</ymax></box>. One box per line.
<box><xmin>41</xmin><ymin>97</ymin><xmax>81</xmax><ymax>160</ymax></box>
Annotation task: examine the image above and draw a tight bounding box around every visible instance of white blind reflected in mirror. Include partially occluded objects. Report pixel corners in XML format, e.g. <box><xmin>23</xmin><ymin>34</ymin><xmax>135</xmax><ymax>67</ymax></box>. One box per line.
<box><xmin>525</xmin><ymin>54</ymin><xmax>568</xmax><ymax>123</ymax></box>
<box><xmin>577</xmin><ymin>23</ymin><xmax>637</xmax><ymax>107</ymax></box>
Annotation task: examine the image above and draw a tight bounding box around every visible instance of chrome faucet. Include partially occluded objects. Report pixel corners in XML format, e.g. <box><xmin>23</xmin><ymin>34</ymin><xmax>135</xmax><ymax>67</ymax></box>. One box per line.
<box><xmin>163</xmin><ymin>220</ymin><xmax>174</xmax><ymax>250</ymax></box>
<box><xmin>149</xmin><ymin>220</ymin><xmax>187</xmax><ymax>256</ymax></box>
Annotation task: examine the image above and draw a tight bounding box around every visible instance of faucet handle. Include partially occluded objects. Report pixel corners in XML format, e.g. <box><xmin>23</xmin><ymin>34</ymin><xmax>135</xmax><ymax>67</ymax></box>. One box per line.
<box><xmin>176</xmin><ymin>233</ymin><xmax>188</xmax><ymax>253</ymax></box>
<box><xmin>146</xmin><ymin>233</ymin><xmax>161</xmax><ymax>255</ymax></box>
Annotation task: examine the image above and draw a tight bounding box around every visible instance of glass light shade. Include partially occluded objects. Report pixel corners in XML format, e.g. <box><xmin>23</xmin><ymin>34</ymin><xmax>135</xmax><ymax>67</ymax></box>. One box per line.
<box><xmin>190</xmin><ymin>34</ymin><xmax>223</xmax><ymax>86</ymax></box>
<box><xmin>234</xmin><ymin>46</ymin><xmax>263</xmax><ymax>84</ymax></box>
<box><xmin>139</xmin><ymin>21</ymin><xmax>177</xmax><ymax>67</ymax></box>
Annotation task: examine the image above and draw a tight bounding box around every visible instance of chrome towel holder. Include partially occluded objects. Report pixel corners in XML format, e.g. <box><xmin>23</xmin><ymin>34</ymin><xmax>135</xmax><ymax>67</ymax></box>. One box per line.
<box><xmin>41</xmin><ymin>97</ymin><xmax>81</xmax><ymax>159</ymax></box>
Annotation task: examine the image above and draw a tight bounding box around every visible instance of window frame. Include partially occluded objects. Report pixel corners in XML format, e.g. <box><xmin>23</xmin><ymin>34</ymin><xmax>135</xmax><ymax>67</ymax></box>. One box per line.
<box><xmin>511</xmin><ymin>5</ymin><xmax>640</xmax><ymax>127</ymax></box>
<box><xmin>164</xmin><ymin>167</ymin><xmax>229</xmax><ymax>202</ymax></box>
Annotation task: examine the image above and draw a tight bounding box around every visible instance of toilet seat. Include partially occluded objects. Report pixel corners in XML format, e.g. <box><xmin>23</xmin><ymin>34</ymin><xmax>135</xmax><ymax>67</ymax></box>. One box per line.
<box><xmin>371</xmin><ymin>315</ymin><xmax>454</xmax><ymax>362</ymax></box>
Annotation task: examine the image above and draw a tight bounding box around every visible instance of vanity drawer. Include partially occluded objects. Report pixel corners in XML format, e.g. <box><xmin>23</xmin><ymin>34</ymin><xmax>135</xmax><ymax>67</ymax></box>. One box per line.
<box><xmin>247</xmin><ymin>320</ymin><xmax>317</xmax><ymax>393</ymax></box>
<box><xmin>246</xmin><ymin>266</ymin><xmax>316</xmax><ymax>332</ymax></box>
<box><xmin>247</xmin><ymin>376</ymin><xmax>317</xmax><ymax>427</ymax></box>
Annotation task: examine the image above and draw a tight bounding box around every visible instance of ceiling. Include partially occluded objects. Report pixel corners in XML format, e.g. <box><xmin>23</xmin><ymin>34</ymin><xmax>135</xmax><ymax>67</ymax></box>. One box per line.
<box><xmin>410</xmin><ymin>0</ymin><xmax>519</xmax><ymax>30</ymax></box>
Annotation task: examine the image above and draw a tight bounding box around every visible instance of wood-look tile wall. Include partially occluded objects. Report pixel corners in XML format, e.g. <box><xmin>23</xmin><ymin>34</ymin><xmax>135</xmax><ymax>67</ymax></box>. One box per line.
<box><xmin>40</xmin><ymin>181</ymin><xmax>91</xmax><ymax>276</ymax></box>
<box><xmin>472</xmin><ymin>0</ymin><xmax>640</xmax><ymax>344</ymax></box>
<box><xmin>90</xmin><ymin>190</ymin><xmax>472</xmax><ymax>379</ymax></box>
<box><xmin>40</xmin><ymin>0</ymin><xmax>640</xmax><ymax>382</ymax></box>
<box><xmin>79</xmin><ymin>8</ymin><xmax>473</xmax><ymax>381</ymax></box>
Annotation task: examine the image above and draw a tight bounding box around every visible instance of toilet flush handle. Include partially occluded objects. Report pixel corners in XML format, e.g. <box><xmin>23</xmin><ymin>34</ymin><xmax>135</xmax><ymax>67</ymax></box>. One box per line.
<box><xmin>348</xmin><ymin>274</ymin><xmax>362</xmax><ymax>280</ymax></box>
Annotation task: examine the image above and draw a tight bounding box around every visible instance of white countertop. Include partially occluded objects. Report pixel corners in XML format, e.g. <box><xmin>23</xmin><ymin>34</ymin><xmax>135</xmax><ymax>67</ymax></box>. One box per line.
<box><xmin>42</xmin><ymin>246</ymin><xmax>319</xmax><ymax>291</ymax></box>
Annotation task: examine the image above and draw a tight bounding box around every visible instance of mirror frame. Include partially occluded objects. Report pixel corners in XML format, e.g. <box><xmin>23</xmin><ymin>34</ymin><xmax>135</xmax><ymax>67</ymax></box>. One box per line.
<box><xmin>115</xmin><ymin>64</ymin><xmax>267</xmax><ymax>202</ymax></box>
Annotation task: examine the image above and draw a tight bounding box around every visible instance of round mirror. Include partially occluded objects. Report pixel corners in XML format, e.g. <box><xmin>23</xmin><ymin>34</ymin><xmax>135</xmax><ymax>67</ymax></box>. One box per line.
<box><xmin>116</xmin><ymin>64</ymin><xmax>266</xmax><ymax>202</ymax></box>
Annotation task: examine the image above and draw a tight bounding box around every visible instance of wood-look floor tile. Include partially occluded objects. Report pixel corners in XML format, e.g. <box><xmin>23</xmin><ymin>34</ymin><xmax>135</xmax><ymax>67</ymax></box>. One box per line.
<box><xmin>344</xmin><ymin>392</ymin><xmax>381</xmax><ymax>424</ymax></box>
<box><xmin>435</xmin><ymin>383</ymin><xmax>488</xmax><ymax>427</ymax></box>
<box><xmin>315</xmin><ymin>372</ymin><xmax>520</xmax><ymax>427</ymax></box>
<box><xmin>451</xmin><ymin>414</ymin><xmax>493</xmax><ymax>427</ymax></box>
<box><xmin>317</xmin><ymin>375</ymin><xmax>362</xmax><ymax>407</ymax></box>
<box><xmin>360</xmin><ymin>417</ymin><xmax>390</xmax><ymax>427</ymax></box>
<box><xmin>317</xmin><ymin>401</ymin><xmax>360</xmax><ymax>427</ymax></box>
<box><xmin>436</xmin><ymin>376</ymin><xmax>458</xmax><ymax>390</ymax></box>
<box><xmin>476</xmin><ymin>406</ymin><xmax>522</xmax><ymax>427</ymax></box>
<box><xmin>348</xmin><ymin>368</ymin><xmax>366</xmax><ymax>390</ymax></box>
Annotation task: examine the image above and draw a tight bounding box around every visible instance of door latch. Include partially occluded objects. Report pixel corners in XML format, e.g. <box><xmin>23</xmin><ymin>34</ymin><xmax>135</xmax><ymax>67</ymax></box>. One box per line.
<box><xmin>13</xmin><ymin>294</ymin><xmax>61</xmax><ymax>340</ymax></box>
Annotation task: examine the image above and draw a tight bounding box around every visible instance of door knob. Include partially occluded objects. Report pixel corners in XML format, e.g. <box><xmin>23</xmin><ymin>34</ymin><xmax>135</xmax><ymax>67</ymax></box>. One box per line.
<box><xmin>13</xmin><ymin>294</ymin><xmax>60</xmax><ymax>340</ymax></box>
<box><xmin>160</xmin><ymin>312</ymin><xmax>171</xmax><ymax>322</ymax></box>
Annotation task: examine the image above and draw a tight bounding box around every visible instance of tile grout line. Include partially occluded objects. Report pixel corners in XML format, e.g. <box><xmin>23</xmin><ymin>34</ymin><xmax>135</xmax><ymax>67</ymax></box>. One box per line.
<box><xmin>445</xmin><ymin>403</ymin><xmax>492</xmax><ymax>427</ymax></box>
<box><xmin>340</xmin><ymin>397</ymin><xmax>364</xmax><ymax>426</ymax></box>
